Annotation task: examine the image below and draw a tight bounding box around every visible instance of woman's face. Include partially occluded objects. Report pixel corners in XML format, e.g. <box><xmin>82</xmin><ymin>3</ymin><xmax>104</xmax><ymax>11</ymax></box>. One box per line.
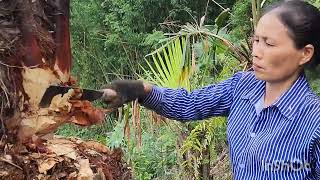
<box><xmin>252</xmin><ymin>12</ymin><xmax>308</xmax><ymax>83</ymax></box>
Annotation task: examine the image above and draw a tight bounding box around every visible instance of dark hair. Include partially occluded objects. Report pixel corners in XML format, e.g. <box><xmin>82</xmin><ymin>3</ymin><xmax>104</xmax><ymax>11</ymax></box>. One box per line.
<box><xmin>264</xmin><ymin>0</ymin><xmax>320</xmax><ymax>67</ymax></box>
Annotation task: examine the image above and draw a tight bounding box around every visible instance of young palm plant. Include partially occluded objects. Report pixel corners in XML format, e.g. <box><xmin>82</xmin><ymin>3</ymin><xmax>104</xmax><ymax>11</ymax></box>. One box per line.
<box><xmin>142</xmin><ymin>36</ymin><xmax>192</xmax><ymax>89</ymax></box>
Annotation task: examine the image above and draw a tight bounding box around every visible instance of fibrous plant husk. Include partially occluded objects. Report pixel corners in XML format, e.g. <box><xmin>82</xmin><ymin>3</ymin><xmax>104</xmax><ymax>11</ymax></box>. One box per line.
<box><xmin>0</xmin><ymin>0</ymin><xmax>131</xmax><ymax>179</ymax></box>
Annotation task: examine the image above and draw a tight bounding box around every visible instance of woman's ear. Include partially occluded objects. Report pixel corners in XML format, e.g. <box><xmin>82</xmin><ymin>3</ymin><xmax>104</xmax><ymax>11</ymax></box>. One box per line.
<box><xmin>299</xmin><ymin>44</ymin><xmax>314</xmax><ymax>65</ymax></box>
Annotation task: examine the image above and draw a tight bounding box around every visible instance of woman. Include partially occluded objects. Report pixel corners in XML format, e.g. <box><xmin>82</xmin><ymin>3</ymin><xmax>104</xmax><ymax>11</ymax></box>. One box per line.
<box><xmin>102</xmin><ymin>1</ymin><xmax>320</xmax><ymax>179</ymax></box>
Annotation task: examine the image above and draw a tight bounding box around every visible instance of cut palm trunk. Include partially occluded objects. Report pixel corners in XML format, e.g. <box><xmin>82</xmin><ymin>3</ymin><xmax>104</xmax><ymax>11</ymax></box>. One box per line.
<box><xmin>0</xmin><ymin>1</ymin><xmax>131</xmax><ymax>179</ymax></box>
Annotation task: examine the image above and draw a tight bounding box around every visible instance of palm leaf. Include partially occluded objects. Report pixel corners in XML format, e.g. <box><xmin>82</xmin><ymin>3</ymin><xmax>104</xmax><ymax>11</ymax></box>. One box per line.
<box><xmin>142</xmin><ymin>36</ymin><xmax>192</xmax><ymax>89</ymax></box>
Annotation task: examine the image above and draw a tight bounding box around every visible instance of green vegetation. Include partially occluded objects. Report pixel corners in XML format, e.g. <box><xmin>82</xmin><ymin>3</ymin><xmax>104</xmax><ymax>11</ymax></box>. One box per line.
<box><xmin>57</xmin><ymin>0</ymin><xmax>320</xmax><ymax>179</ymax></box>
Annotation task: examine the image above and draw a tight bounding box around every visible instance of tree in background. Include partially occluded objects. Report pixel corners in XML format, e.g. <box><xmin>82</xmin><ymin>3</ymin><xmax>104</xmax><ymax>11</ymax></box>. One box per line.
<box><xmin>71</xmin><ymin>0</ymin><xmax>236</xmax><ymax>88</ymax></box>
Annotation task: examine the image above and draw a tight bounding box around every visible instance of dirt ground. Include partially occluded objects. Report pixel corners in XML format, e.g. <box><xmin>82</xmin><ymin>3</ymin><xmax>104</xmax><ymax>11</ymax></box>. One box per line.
<box><xmin>0</xmin><ymin>136</ymin><xmax>132</xmax><ymax>180</ymax></box>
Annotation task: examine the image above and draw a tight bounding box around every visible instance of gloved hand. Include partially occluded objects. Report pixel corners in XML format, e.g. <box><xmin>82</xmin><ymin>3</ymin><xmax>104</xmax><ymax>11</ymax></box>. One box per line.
<box><xmin>101</xmin><ymin>80</ymin><xmax>152</xmax><ymax>109</ymax></box>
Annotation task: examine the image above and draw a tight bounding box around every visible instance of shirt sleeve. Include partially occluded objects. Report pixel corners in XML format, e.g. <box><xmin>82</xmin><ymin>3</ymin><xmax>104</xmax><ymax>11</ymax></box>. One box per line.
<box><xmin>141</xmin><ymin>72</ymin><xmax>244</xmax><ymax>121</ymax></box>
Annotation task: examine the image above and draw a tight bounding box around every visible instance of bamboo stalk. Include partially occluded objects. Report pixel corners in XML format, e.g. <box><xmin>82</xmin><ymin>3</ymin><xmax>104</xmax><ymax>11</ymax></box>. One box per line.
<box><xmin>251</xmin><ymin>0</ymin><xmax>258</xmax><ymax>30</ymax></box>
<box><xmin>256</xmin><ymin>0</ymin><xmax>262</xmax><ymax>22</ymax></box>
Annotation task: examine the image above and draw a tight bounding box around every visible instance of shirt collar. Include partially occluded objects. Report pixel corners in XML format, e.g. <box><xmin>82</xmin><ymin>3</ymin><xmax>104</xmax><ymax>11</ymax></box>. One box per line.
<box><xmin>241</xmin><ymin>73</ymin><xmax>311</xmax><ymax>120</ymax></box>
<box><xmin>241</xmin><ymin>79</ymin><xmax>265</xmax><ymax>105</ymax></box>
<box><xmin>273</xmin><ymin>73</ymin><xmax>311</xmax><ymax>120</ymax></box>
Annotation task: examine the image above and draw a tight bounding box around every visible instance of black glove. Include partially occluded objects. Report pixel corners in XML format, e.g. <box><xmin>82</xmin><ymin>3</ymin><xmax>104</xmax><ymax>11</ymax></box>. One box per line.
<box><xmin>101</xmin><ymin>80</ymin><xmax>147</xmax><ymax>108</ymax></box>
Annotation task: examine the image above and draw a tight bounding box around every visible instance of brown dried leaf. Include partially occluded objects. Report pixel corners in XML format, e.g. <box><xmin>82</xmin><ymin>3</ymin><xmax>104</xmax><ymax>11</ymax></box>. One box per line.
<box><xmin>0</xmin><ymin>171</ymin><xmax>9</xmax><ymax>177</ymax></box>
<box><xmin>68</xmin><ymin>171</ymin><xmax>78</xmax><ymax>179</ymax></box>
<box><xmin>48</xmin><ymin>137</ymin><xmax>73</xmax><ymax>145</ymax></box>
<box><xmin>77</xmin><ymin>159</ymin><xmax>94</xmax><ymax>180</ymax></box>
<box><xmin>30</xmin><ymin>153</ymin><xmax>41</xmax><ymax>159</ymax></box>
<box><xmin>37</xmin><ymin>158</ymin><xmax>57</xmax><ymax>174</ymax></box>
<box><xmin>81</xmin><ymin>141</ymin><xmax>110</xmax><ymax>154</ymax></box>
<box><xmin>36</xmin><ymin>174</ymin><xmax>46</xmax><ymax>180</ymax></box>
<box><xmin>94</xmin><ymin>168</ymin><xmax>106</xmax><ymax>180</ymax></box>
<box><xmin>41</xmin><ymin>133</ymin><xmax>54</xmax><ymax>140</ymax></box>
<box><xmin>47</xmin><ymin>143</ymin><xmax>77</xmax><ymax>160</ymax></box>
<box><xmin>69</xmin><ymin>100</ymin><xmax>105</xmax><ymax>126</ymax></box>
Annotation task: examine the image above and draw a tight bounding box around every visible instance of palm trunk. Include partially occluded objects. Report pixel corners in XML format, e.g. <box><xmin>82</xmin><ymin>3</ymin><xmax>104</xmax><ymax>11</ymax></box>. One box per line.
<box><xmin>0</xmin><ymin>0</ymin><xmax>131</xmax><ymax>179</ymax></box>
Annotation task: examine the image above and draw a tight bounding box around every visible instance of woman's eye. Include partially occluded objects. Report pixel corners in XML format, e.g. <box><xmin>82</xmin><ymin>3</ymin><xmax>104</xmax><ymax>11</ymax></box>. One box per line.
<box><xmin>266</xmin><ymin>42</ymin><xmax>274</xmax><ymax>46</ymax></box>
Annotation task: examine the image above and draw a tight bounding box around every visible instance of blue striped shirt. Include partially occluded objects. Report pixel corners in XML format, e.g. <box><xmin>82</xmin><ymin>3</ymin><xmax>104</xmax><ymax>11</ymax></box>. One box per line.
<box><xmin>142</xmin><ymin>71</ymin><xmax>320</xmax><ymax>179</ymax></box>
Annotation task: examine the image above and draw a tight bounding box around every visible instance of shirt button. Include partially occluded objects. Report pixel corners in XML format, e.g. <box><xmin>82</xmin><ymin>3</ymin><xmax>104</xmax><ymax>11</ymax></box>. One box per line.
<box><xmin>250</xmin><ymin>132</ymin><xmax>256</xmax><ymax>138</ymax></box>
<box><xmin>239</xmin><ymin>163</ymin><xmax>245</xmax><ymax>169</ymax></box>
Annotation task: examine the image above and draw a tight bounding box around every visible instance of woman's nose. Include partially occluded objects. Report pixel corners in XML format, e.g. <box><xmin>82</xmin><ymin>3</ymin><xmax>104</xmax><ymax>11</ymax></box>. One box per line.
<box><xmin>252</xmin><ymin>42</ymin><xmax>263</xmax><ymax>59</ymax></box>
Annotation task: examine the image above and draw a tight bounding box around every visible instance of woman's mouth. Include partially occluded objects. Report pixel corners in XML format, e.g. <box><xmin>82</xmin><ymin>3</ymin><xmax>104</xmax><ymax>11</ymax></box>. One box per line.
<box><xmin>252</xmin><ymin>63</ymin><xmax>263</xmax><ymax>71</ymax></box>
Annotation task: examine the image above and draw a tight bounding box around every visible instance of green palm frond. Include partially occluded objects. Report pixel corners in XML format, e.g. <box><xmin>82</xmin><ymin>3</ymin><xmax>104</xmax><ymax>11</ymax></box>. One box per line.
<box><xmin>141</xmin><ymin>36</ymin><xmax>192</xmax><ymax>90</ymax></box>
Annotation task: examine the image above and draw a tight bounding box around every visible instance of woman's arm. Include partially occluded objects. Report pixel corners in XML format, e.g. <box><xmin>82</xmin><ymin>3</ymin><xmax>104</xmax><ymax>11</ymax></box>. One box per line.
<box><xmin>141</xmin><ymin>72</ymin><xmax>244</xmax><ymax>121</ymax></box>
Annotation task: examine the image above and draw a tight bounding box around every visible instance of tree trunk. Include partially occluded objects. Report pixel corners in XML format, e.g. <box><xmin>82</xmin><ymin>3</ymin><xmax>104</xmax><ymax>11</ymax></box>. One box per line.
<box><xmin>0</xmin><ymin>0</ymin><xmax>131</xmax><ymax>179</ymax></box>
